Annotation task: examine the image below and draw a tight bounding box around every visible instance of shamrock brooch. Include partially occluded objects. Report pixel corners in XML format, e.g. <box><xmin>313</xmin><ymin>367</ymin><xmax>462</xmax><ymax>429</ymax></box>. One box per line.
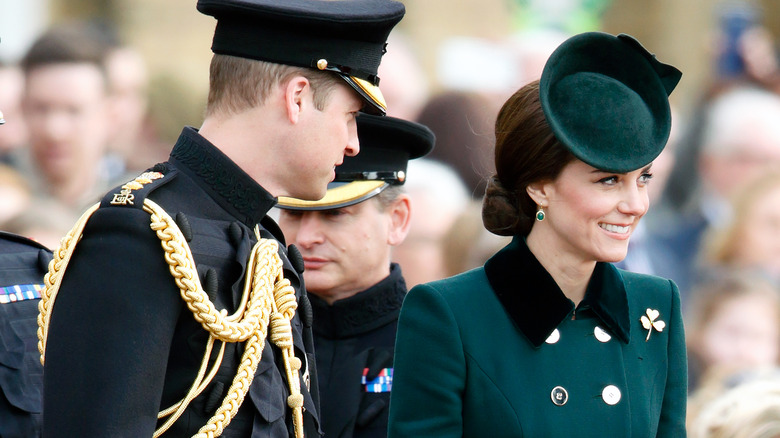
<box><xmin>640</xmin><ymin>308</ymin><xmax>665</xmax><ymax>341</ymax></box>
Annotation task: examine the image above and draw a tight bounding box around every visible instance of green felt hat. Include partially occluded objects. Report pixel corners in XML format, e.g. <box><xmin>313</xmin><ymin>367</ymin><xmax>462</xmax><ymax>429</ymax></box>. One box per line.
<box><xmin>539</xmin><ymin>32</ymin><xmax>681</xmax><ymax>173</ymax></box>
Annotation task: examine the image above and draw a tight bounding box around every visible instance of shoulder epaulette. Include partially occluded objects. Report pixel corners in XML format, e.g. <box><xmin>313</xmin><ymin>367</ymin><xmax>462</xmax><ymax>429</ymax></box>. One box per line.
<box><xmin>100</xmin><ymin>167</ymin><xmax>178</xmax><ymax>210</ymax></box>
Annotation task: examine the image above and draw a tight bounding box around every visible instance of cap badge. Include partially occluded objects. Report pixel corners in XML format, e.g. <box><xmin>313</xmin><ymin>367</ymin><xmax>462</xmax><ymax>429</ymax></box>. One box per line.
<box><xmin>316</xmin><ymin>59</ymin><xmax>328</xmax><ymax>70</ymax></box>
<box><xmin>640</xmin><ymin>308</ymin><xmax>665</xmax><ymax>341</ymax></box>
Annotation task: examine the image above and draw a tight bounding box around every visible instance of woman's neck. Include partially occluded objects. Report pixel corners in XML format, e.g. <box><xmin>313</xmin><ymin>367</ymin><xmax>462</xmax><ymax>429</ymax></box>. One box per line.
<box><xmin>526</xmin><ymin>229</ymin><xmax>596</xmax><ymax>306</ymax></box>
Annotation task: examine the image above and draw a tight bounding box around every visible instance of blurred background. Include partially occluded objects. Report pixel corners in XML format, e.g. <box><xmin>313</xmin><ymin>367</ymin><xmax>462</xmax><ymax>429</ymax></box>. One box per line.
<box><xmin>0</xmin><ymin>0</ymin><xmax>771</xmax><ymax>143</ymax></box>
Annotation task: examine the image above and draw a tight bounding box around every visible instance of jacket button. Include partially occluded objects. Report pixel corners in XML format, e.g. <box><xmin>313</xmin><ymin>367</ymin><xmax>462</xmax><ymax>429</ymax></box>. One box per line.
<box><xmin>594</xmin><ymin>326</ymin><xmax>612</xmax><ymax>343</ymax></box>
<box><xmin>602</xmin><ymin>385</ymin><xmax>621</xmax><ymax>405</ymax></box>
<box><xmin>550</xmin><ymin>386</ymin><xmax>568</xmax><ymax>406</ymax></box>
<box><xmin>545</xmin><ymin>328</ymin><xmax>560</xmax><ymax>344</ymax></box>
<box><xmin>288</xmin><ymin>244</ymin><xmax>305</xmax><ymax>274</ymax></box>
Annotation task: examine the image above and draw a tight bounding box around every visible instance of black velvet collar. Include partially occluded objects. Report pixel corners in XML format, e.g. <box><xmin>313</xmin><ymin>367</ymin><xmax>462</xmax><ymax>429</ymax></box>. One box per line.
<box><xmin>169</xmin><ymin>127</ymin><xmax>277</xmax><ymax>227</ymax></box>
<box><xmin>484</xmin><ymin>236</ymin><xmax>630</xmax><ymax>348</ymax></box>
<box><xmin>310</xmin><ymin>263</ymin><xmax>407</xmax><ymax>339</ymax></box>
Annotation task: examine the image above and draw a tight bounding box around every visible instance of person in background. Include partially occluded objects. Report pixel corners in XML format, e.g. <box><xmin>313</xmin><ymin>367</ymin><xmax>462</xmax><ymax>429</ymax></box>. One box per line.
<box><xmin>390</xmin><ymin>158</ymin><xmax>470</xmax><ymax>288</ymax></box>
<box><xmin>389</xmin><ymin>32</ymin><xmax>686</xmax><ymax>436</ymax></box>
<box><xmin>18</xmin><ymin>24</ymin><xmax>115</xmax><ymax>212</ymax></box>
<box><xmin>276</xmin><ymin>114</ymin><xmax>434</xmax><ymax>438</ymax></box>
<box><xmin>685</xmin><ymin>271</ymin><xmax>780</xmax><ymax>394</ymax></box>
<box><xmin>39</xmin><ymin>0</ymin><xmax>405</xmax><ymax>436</ymax></box>
<box><xmin>0</xmin><ymin>100</ymin><xmax>53</xmax><ymax>437</ymax></box>
<box><xmin>699</xmin><ymin>169</ymin><xmax>780</xmax><ymax>284</ymax></box>
<box><xmin>0</xmin><ymin>62</ymin><xmax>28</xmax><ymax>165</ymax></box>
<box><xmin>652</xmin><ymin>84</ymin><xmax>780</xmax><ymax>296</ymax></box>
<box><xmin>688</xmin><ymin>373</ymin><xmax>780</xmax><ymax>438</ymax></box>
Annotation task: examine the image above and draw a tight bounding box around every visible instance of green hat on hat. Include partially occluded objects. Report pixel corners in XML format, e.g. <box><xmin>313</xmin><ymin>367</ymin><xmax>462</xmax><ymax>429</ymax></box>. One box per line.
<box><xmin>277</xmin><ymin>114</ymin><xmax>435</xmax><ymax>210</ymax></box>
<box><xmin>539</xmin><ymin>32</ymin><xmax>682</xmax><ymax>173</ymax></box>
<box><xmin>197</xmin><ymin>0</ymin><xmax>405</xmax><ymax>115</ymax></box>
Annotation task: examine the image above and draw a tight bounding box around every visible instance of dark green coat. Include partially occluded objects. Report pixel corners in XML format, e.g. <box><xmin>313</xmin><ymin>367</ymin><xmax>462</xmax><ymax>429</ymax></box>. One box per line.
<box><xmin>388</xmin><ymin>236</ymin><xmax>687</xmax><ymax>437</ymax></box>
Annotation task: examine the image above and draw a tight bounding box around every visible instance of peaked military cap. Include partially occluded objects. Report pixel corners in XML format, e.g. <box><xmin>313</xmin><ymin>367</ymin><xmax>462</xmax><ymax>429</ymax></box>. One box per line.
<box><xmin>539</xmin><ymin>32</ymin><xmax>681</xmax><ymax>173</ymax></box>
<box><xmin>277</xmin><ymin>114</ymin><xmax>435</xmax><ymax>210</ymax></box>
<box><xmin>197</xmin><ymin>0</ymin><xmax>405</xmax><ymax>115</ymax></box>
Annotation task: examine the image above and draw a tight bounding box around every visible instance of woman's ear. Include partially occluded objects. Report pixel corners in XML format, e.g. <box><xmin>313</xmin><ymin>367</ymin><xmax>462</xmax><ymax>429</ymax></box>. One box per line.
<box><xmin>526</xmin><ymin>181</ymin><xmax>550</xmax><ymax>208</ymax></box>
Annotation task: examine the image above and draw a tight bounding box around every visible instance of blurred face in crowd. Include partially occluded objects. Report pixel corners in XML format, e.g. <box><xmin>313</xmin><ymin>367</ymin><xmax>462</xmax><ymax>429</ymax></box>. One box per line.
<box><xmin>0</xmin><ymin>65</ymin><xmax>28</xmax><ymax>153</ymax></box>
<box><xmin>279</xmin><ymin>193</ymin><xmax>410</xmax><ymax>304</ymax></box>
<box><xmin>732</xmin><ymin>183</ymin><xmax>780</xmax><ymax>276</ymax></box>
<box><xmin>23</xmin><ymin>63</ymin><xmax>110</xmax><ymax>184</ymax></box>
<box><xmin>527</xmin><ymin>159</ymin><xmax>652</xmax><ymax>265</ymax></box>
<box><xmin>698</xmin><ymin>292</ymin><xmax>780</xmax><ymax>371</ymax></box>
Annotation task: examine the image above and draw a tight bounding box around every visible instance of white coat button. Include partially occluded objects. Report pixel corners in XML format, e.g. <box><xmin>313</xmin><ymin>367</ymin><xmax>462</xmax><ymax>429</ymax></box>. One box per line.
<box><xmin>545</xmin><ymin>328</ymin><xmax>560</xmax><ymax>344</ymax></box>
<box><xmin>551</xmin><ymin>386</ymin><xmax>568</xmax><ymax>406</ymax></box>
<box><xmin>602</xmin><ymin>385</ymin><xmax>621</xmax><ymax>405</ymax></box>
<box><xmin>594</xmin><ymin>326</ymin><xmax>612</xmax><ymax>343</ymax></box>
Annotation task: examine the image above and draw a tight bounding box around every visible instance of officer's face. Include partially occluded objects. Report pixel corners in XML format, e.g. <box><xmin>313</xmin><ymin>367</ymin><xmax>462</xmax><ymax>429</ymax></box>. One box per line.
<box><xmin>23</xmin><ymin>63</ymin><xmax>110</xmax><ymax>184</ymax></box>
<box><xmin>528</xmin><ymin>159</ymin><xmax>651</xmax><ymax>264</ymax></box>
<box><xmin>280</xmin><ymin>82</ymin><xmax>361</xmax><ymax>201</ymax></box>
<box><xmin>279</xmin><ymin>198</ymin><xmax>396</xmax><ymax>303</ymax></box>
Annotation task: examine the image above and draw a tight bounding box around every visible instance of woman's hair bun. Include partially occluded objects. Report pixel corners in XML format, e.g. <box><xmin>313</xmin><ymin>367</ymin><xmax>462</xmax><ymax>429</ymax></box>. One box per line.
<box><xmin>482</xmin><ymin>177</ymin><xmax>520</xmax><ymax>236</ymax></box>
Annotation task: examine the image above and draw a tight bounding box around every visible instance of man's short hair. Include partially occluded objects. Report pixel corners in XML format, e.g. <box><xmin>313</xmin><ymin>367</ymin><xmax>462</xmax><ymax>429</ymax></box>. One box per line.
<box><xmin>205</xmin><ymin>54</ymin><xmax>344</xmax><ymax>117</ymax></box>
<box><xmin>373</xmin><ymin>184</ymin><xmax>405</xmax><ymax>211</ymax></box>
<box><xmin>21</xmin><ymin>24</ymin><xmax>108</xmax><ymax>78</ymax></box>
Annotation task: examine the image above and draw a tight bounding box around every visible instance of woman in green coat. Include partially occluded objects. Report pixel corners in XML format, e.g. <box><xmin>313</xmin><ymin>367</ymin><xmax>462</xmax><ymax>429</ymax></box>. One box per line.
<box><xmin>388</xmin><ymin>32</ymin><xmax>687</xmax><ymax>437</ymax></box>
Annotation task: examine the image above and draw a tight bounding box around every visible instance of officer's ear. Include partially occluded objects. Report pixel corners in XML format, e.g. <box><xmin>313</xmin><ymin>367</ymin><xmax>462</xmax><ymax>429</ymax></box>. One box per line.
<box><xmin>284</xmin><ymin>75</ymin><xmax>312</xmax><ymax>124</ymax></box>
<box><xmin>387</xmin><ymin>194</ymin><xmax>411</xmax><ymax>246</ymax></box>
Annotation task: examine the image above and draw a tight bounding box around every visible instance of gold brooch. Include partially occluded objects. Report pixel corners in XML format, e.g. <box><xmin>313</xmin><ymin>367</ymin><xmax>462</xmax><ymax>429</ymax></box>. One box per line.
<box><xmin>640</xmin><ymin>308</ymin><xmax>665</xmax><ymax>341</ymax></box>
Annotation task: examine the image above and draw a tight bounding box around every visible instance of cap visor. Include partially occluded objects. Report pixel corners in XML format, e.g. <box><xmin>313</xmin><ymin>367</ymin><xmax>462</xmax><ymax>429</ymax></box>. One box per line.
<box><xmin>278</xmin><ymin>181</ymin><xmax>387</xmax><ymax>210</ymax></box>
<box><xmin>342</xmin><ymin>76</ymin><xmax>387</xmax><ymax>116</ymax></box>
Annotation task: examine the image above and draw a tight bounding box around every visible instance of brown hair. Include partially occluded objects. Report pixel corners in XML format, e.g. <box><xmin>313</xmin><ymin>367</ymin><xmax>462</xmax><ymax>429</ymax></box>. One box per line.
<box><xmin>21</xmin><ymin>24</ymin><xmax>108</xmax><ymax>82</ymax></box>
<box><xmin>205</xmin><ymin>54</ymin><xmax>344</xmax><ymax>117</ymax></box>
<box><xmin>702</xmin><ymin>169</ymin><xmax>780</xmax><ymax>267</ymax></box>
<box><xmin>482</xmin><ymin>80</ymin><xmax>574</xmax><ymax>236</ymax></box>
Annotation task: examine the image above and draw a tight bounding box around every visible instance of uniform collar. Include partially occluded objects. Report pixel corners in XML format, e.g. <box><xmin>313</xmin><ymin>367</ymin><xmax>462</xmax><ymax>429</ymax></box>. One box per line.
<box><xmin>310</xmin><ymin>263</ymin><xmax>407</xmax><ymax>339</ymax></box>
<box><xmin>484</xmin><ymin>236</ymin><xmax>630</xmax><ymax>348</ymax></box>
<box><xmin>169</xmin><ymin>127</ymin><xmax>277</xmax><ymax>226</ymax></box>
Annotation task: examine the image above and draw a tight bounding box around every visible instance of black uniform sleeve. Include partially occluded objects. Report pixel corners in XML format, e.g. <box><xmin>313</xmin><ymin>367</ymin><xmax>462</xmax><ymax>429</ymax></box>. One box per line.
<box><xmin>42</xmin><ymin>206</ymin><xmax>183</xmax><ymax>437</ymax></box>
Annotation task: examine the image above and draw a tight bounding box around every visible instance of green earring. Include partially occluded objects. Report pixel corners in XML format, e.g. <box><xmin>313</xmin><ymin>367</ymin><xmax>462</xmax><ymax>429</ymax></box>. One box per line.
<box><xmin>536</xmin><ymin>206</ymin><xmax>545</xmax><ymax>221</ymax></box>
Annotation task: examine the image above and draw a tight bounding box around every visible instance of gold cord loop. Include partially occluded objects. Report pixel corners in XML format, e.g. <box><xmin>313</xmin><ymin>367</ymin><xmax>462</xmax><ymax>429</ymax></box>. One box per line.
<box><xmin>37</xmin><ymin>199</ymin><xmax>305</xmax><ymax>438</ymax></box>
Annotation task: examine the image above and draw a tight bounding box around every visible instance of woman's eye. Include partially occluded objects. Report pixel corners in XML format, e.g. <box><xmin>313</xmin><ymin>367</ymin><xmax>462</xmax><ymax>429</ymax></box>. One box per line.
<box><xmin>598</xmin><ymin>176</ymin><xmax>618</xmax><ymax>185</ymax></box>
<box><xmin>639</xmin><ymin>173</ymin><xmax>654</xmax><ymax>184</ymax></box>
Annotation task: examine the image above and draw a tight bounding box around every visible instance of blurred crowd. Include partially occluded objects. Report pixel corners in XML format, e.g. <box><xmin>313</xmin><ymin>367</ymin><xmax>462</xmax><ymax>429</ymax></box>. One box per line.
<box><xmin>5</xmin><ymin>1</ymin><xmax>780</xmax><ymax>435</ymax></box>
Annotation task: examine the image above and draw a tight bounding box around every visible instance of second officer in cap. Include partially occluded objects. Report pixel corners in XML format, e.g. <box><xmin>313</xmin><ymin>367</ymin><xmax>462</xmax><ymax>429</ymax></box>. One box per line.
<box><xmin>39</xmin><ymin>0</ymin><xmax>405</xmax><ymax>437</ymax></box>
<box><xmin>276</xmin><ymin>114</ymin><xmax>434</xmax><ymax>438</ymax></box>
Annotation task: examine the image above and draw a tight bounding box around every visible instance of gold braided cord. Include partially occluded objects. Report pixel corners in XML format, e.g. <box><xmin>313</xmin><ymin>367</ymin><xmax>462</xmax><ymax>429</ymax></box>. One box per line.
<box><xmin>37</xmin><ymin>198</ymin><xmax>306</xmax><ymax>438</ymax></box>
<box><xmin>37</xmin><ymin>203</ymin><xmax>100</xmax><ymax>362</ymax></box>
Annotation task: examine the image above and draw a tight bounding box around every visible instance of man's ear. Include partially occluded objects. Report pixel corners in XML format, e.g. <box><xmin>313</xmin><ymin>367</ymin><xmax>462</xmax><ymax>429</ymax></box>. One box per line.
<box><xmin>525</xmin><ymin>181</ymin><xmax>550</xmax><ymax>208</ymax></box>
<box><xmin>284</xmin><ymin>75</ymin><xmax>311</xmax><ymax>124</ymax></box>
<box><xmin>387</xmin><ymin>194</ymin><xmax>412</xmax><ymax>246</ymax></box>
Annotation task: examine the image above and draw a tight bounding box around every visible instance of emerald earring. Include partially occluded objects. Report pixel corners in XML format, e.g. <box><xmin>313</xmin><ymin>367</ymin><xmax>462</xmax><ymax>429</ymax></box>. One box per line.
<box><xmin>536</xmin><ymin>206</ymin><xmax>545</xmax><ymax>221</ymax></box>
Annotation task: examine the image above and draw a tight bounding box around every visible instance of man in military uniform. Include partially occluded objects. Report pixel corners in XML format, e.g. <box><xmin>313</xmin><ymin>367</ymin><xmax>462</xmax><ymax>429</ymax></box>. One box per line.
<box><xmin>276</xmin><ymin>114</ymin><xmax>434</xmax><ymax>438</ymax></box>
<box><xmin>39</xmin><ymin>1</ymin><xmax>405</xmax><ymax>436</ymax></box>
<box><xmin>0</xmin><ymin>108</ymin><xmax>53</xmax><ymax>437</ymax></box>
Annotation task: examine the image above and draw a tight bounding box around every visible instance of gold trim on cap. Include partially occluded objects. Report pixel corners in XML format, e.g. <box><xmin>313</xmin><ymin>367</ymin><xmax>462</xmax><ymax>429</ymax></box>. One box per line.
<box><xmin>278</xmin><ymin>181</ymin><xmax>386</xmax><ymax>210</ymax></box>
<box><xmin>350</xmin><ymin>76</ymin><xmax>387</xmax><ymax>113</ymax></box>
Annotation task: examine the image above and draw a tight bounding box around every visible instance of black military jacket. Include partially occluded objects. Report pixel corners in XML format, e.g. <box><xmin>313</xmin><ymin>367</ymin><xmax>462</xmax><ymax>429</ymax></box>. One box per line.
<box><xmin>42</xmin><ymin>127</ymin><xmax>320</xmax><ymax>437</ymax></box>
<box><xmin>0</xmin><ymin>231</ymin><xmax>52</xmax><ymax>437</ymax></box>
<box><xmin>312</xmin><ymin>263</ymin><xmax>405</xmax><ymax>438</ymax></box>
